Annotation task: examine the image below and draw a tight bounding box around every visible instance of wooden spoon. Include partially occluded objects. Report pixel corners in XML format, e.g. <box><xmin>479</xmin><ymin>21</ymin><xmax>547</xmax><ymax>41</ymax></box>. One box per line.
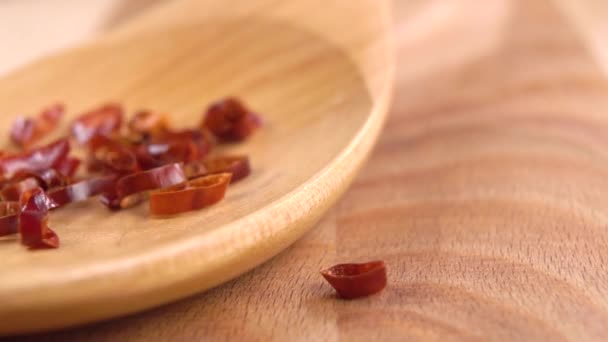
<box><xmin>0</xmin><ymin>0</ymin><xmax>394</xmax><ymax>334</ymax></box>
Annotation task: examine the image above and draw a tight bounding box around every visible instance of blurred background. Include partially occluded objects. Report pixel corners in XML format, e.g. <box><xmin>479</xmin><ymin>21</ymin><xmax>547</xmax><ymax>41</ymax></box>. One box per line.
<box><xmin>2</xmin><ymin>0</ymin><xmax>607</xmax><ymax>77</ymax></box>
<box><xmin>0</xmin><ymin>0</ymin><xmax>164</xmax><ymax>75</ymax></box>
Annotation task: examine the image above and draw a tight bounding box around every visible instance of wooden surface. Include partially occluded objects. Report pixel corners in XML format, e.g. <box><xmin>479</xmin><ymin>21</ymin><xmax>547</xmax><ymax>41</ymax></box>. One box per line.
<box><xmin>0</xmin><ymin>0</ymin><xmax>392</xmax><ymax>335</ymax></box>
<box><xmin>6</xmin><ymin>0</ymin><xmax>608</xmax><ymax>340</ymax></box>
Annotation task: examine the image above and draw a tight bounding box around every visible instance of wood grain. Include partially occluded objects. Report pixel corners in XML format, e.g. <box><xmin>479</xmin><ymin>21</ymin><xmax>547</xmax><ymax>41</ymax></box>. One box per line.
<box><xmin>8</xmin><ymin>0</ymin><xmax>608</xmax><ymax>340</ymax></box>
<box><xmin>0</xmin><ymin>0</ymin><xmax>392</xmax><ymax>335</ymax></box>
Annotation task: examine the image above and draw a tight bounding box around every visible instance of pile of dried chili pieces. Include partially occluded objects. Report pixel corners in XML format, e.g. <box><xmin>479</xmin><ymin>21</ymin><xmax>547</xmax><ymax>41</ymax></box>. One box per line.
<box><xmin>0</xmin><ymin>98</ymin><xmax>261</xmax><ymax>250</ymax></box>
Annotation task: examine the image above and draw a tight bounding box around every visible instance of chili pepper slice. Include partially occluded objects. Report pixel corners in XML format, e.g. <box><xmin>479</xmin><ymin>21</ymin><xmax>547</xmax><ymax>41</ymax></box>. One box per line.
<box><xmin>55</xmin><ymin>157</ymin><xmax>81</xmax><ymax>179</ymax></box>
<box><xmin>10</xmin><ymin>118</ymin><xmax>36</xmax><ymax>148</ymax></box>
<box><xmin>11</xmin><ymin>168</ymin><xmax>68</xmax><ymax>190</ymax></box>
<box><xmin>0</xmin><ymin>138</ymin><xmax>70</xmax><ymax>179</ymax></box>
<box><xmin>19</xmin><ymin>187</ymin><xmax>59</xmax><ymax>249</ymax></box>
<box><xmin>0</xmin><ymin>201</ymin><xmax>20</xmax><ymax>236</ymax></box>
<box><xmin>204</xmin><ymin>156</ymin><xmax>250</xmax><ymax>183</ymax></box>
<box><xmin>1</xmin><ymin>177</ymin><xmax>40</xmax><ymax>202</ymax></box>
<box><xmin>1</xmin><ymin>168</ymin><xmax>68</xmax><ymax>202</ymax></box>
<box><xmin>99</xmin><ymin>188</ymin><xmax>122</xmax><ymax>211</ymax></box>
<box><xmin>48</xmin><ymin>175</ymin><xmax>116</xmax><ymax>207</ymax></box>
<box><xmin>71</xmin><ymin>103</ymin><xmax>123</xmax><ymax>144</ymax></box>
<box><xmin>157</xmin><ymin>129</ymin><xmax>212</xmax><ymax>160</ymax></box>
<box><xmin>114</xmin><ymin>163</ymin><xmax>186</xmax><ymax>209</ymax></box>
<box><xmin>10</xmin><ymin>103</ymin><xmax>65</xmax><ymax>148</ymax></box>
<box><xmin>150</xmin><ymin>173</ymin><xmax>231</xmax><ymax>216</ymax></box>
<box><xmin>320</xmin><ymin>261</ymin><xmax>387</xmax><ymax>299</ymax></box>
<box><xmin>88</xmin><ymin>135</ymin><xmax>139</xmax><ymax>174</ymax></box>
<box><xmin>183</xmin><ymin>160</ymin><xmax>207</xmax><ymax>179</ymax></box>
<box><xmin>128</xmin><ymin>110</ymin><xmax>170</xmax><ymax>139</ymax></box>
<box><xmin>135</xmin><ymin>139</ymin><xmax>200</xmax><ymax>170</ymax></box>
<box><xmin>202</xmin><ymin>98</ymin><xmax>262</xmax><ymax>142</ymax></box>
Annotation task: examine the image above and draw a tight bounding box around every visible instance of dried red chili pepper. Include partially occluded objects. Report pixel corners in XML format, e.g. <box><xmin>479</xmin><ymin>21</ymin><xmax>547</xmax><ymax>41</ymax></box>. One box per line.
<box><xmin>135</xmin><ymin>140</ymin><xmax>199</xmax><ymax>170</ymax></box>
<box><xmin>0</xmin><ymin>201</ymin><xmax>20</xmax><ymax>236</ymax></box>
<box><xmin>1</xmin><ymin>97</ymin><xmax>263</xmax><ymax>251</ymax></box>
<box><xmin>88</xmin><ymin>135</ymin><xmax>139</xmax><ymax>174</ymax></box>
<box><xmin>10</xmin><ymin>118</ymin><xmax>36</xmax><ymax>148</ymax></box>
<box><xmin>132</xmin><ymin>128</ymin><xmax>212</xmax><ymax>170</ymax></box>
<box><xmin>114</xmin><ymin>163</ymin><xmax>186</xmax><ymax>209</ymax></box>
<box><xmin>10</xmin><ymin>103</ymin><xmax>65</xmax><ymax>148</ymax></box>
<box><xmin>0</xmin><ymin>138</ymin><xmax>70</xmax><ymax>179</ymax></box>
<box><xmin>71</xmin><ymin>103</ymin><xmax>123</xmax><ymax>144</ymax></box>
<box><xmin>36</xmin><ymin>169</ymin><xmax>68</xmax><ymax>189</ymax></box>
<box><xmin>320</xmin><ymin>261</ymin><xmax>387</xmax><ymax>299</ymax></box>
<box><xmin>19</xmin><ymin>187</ymin><xmax>59</xmax><ymax>249</ymax></box>
<box><xmin>203</xmin><ymin>156</ymin><xmax>250</xmax><ymax>183</ymax></box>
<box><xmin>182</xmin><ymin>160</ymin><xmax>207</xmax><ymax>179</ymax></box>
<box><xmin>150</xmin><ymin>173</ymin><xmax>231</xmax><ymax>216</ymax></box>
<box><xmin>48</xmin><ymin>175</ymin><xmax>116</xmax><ymax>207</ymax></box>
<box><xmin>128</xmin><ymin>110</ymin><xmax>170</xmax><ymax>139</ymax></box>
<box><xmin>160</xmin><ymin>129</ymin><xmax>212</xmax><ymax>159</ymax></box>
<box><xmin>11</xmin><ymin>168</ymin><xmax>68</xmax><ymax>190</ymax></box>
<box><xmin>202</xmin><ymin>98</ymin><xmax>262</xmax><ymax>142</ymax></box>
<box><xmin>99</xmin><ymin>187</ymin><xmax>122</xmax><ymax>211</ymax></box>
<box><xmin>55</xmin><ymin>157</ymin><xmax>81</xmax><ymax>179</ymax></box>
<box><xmin>1</xmin><ymin>177</ymin><xmax>40</xmax><ymax>201</ymax></box>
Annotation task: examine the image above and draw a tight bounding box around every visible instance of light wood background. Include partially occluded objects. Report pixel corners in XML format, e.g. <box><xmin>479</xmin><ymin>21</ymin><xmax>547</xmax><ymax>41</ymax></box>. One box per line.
<box><xmin>5</xmin><ymin>0</ymin><xmax>608</xmax><ymax>340</ymax></box>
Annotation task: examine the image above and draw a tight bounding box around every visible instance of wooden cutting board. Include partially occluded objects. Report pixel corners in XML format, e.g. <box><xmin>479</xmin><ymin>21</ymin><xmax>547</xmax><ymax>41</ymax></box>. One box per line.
<box><xmin>10</xmin><ymin>0</ymin><xmax>608</xmax><ymax>340</ymax></box>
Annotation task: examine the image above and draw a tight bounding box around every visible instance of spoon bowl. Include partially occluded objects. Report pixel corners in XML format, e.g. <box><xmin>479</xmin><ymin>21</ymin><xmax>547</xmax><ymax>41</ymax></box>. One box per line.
<box><xmin>0</xmin><ymin>0</ymin><xmax>393</xmax><ymax>334</ymax></box>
